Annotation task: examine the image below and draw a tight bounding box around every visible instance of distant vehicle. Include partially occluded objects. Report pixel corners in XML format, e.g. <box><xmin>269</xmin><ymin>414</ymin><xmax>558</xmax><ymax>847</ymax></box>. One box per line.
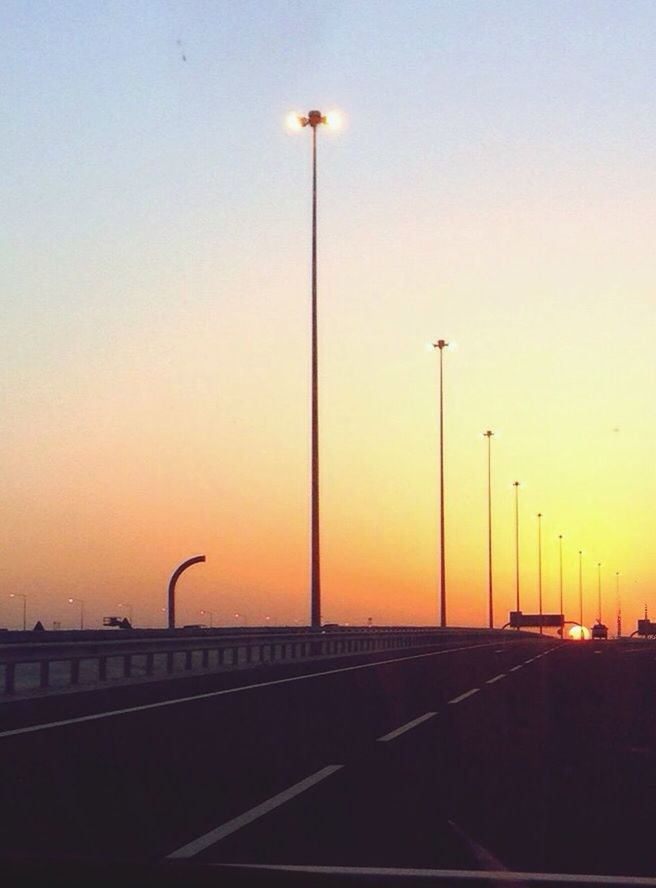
<box><xmin>321</xmin><ymin>623</ymin><xmax>340</xmax><ymax>632</ymax></box>
<box><xmin>592</xmin><ymin>623</ymin><xmax>608</xmax><ymax>639</ymax></box>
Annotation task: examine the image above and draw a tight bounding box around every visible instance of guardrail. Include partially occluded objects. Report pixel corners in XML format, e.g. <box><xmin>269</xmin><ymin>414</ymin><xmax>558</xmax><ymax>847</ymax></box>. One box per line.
<box><xmin>0</xmin><ymin>626</ymin><xmax>537</xmax><ymax>697</ymax></box>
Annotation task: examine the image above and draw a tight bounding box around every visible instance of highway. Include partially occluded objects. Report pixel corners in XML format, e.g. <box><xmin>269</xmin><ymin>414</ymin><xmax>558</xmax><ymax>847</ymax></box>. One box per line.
<box><xmin>2</xmin><ymin>636</ymin><xmax>656</xmax><ymax>886</ymax></box>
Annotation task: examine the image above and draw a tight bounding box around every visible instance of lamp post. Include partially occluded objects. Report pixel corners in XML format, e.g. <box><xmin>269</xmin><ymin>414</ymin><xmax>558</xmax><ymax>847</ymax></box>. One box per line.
<box><xmin>513</xmin><ymin>482</ymin><xmax>521</xmax><ymax>621</ymax></box>
<box><xmin>578</xmin><ymin>550</ymin><xmax>584</xmax><ymax>633</ymax></box>
<box><xmin>597</xmin><ymin>562</ymin><xmax>602</xmax><ymax>624</ymax></box>
<box><xmin>433</xmin><ymin>339</ymin><xmax>449</xmax><ymax>627</ymax></box>
<box><xmin>200</xmin><ymin>609</ymin><xmax>214</xmax><ymax>628</ymax></box>
<box><xmin>288</xmin><ymin>109</ymin><xmax>341</xmax><ymax>630</ymax></box>
<box><xmin>558</xmin><ymin>535</ymin><xmax>564</xmax><ymax>619</ymax></box>
<box><xmin>616</xmin><ymin>571</ymin><xmax>621</xmax><ymax>637</ymax></box>
<box><xmin>10</xmin><ymin>593</ymin><xmax>26</xmax><ymax>631</ymax></box>
<box><xmin>537</xmin><ymin>513</ymin><xmax>543</xmax><ymax>635</ymax></box>
<box><xmin>68</xmin><ymin>597</ymin><xmax>85</xmax><ymax>630</ymax></box>
<box><xmin>483</xmin><ymin>431</ymin><xmax>494</xmax><ymax>628</ymax></box>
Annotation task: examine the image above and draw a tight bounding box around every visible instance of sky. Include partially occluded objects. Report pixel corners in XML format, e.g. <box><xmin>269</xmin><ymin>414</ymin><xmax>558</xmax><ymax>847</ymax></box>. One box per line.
<box><xmin>1</xmin><ymin>0</ymin><xmax>655</xmax><ymax>632</ymax></box>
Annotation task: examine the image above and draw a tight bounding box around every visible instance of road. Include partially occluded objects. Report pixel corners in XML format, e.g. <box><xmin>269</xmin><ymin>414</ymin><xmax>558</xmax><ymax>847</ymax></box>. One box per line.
<box><xmin>2</xmin><ymin>637</ymin><xmax>656</xmax><ymax>886</ymax></box>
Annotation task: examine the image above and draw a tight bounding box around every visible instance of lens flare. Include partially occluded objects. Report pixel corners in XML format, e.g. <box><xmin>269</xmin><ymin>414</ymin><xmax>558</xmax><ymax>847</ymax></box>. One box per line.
<box><xmin>325</xmin><ymin>110</ymin><xmax>343</xmax><ymax>129</ymax></box>
<box><xmin>286</xmin><ymin>112</ymin><xmax>303</xmax><ymax>130</ymax></box>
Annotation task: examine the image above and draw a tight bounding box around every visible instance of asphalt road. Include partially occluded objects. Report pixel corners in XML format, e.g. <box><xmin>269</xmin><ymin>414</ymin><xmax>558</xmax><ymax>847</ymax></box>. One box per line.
<box><xmin>2</xmin><ymin>637</ymin><xmax>656</xmax><ymax>885</ymax></box>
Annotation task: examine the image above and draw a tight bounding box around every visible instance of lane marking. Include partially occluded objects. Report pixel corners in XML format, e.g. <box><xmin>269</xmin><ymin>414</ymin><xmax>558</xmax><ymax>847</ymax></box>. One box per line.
<box><xmin>167</xmin><ymin>764</ymin><xmax>342</xmax><ymax>859</ymax></box>
<box><xmin>215</xmin><ymin>862</ymin><xmax>656</xmax><ymax>885</ymax></box>
<box><xmin>448</xmin><ymin>688</ymin><xmax>480</xmax><ymax>704</ymax></box>
<box><xmin>509</xmin><ymin>665</ymin><xmax>523</xmax><ymax>672</ymax></box>
<box><xmin>485</xmin><ymin>673</ymin><xmax>506</xmax><ymax>685</ymax></box>
<box><xmin>377</xmin><ymin>712</ymin><xmax>436</xmax><ymax>742</ymax></box>
<box><xmin>0</xmin><ymin>641</ymin><xmax>513</xmax><ymax>740</ymax></box>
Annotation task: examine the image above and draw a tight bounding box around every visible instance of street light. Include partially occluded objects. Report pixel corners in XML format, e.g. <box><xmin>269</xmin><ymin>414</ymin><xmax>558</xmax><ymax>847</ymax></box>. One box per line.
<box><xmin>558</xmin><ymin>534</ymin><xmax>564</xmax><ymax>630</ymax></box>
<box><xmin>68</xmin><ymin>597</ymin><xmax>85</xmax><ymax>630</ymax></box>
<box><xmin>616</xmin><ymin>571</ymin><xmax>621</xmax><ymax>637</ymax></box>
<box><xmin>578</xmin><ymin>550</ymin><xmax>584</xmax><ymax>632</ymax></box>
<box><xmin>200</xmin><ymin>609</ymin><xmax>214</xmax><ymax>628</ymax></box>
<box><xmin>597</xmin><ymin>562</ymin><xmax>602</xmax><ymax>624</ymax></box>
<box><xmin>513</xmin><ymin>482</ymin><xmax>521</xmax><ymax>621</ymax></box>
<box><xmin>288</xmin><ymin>109</ymin><xmax>340</xmax><ymax>630</ymax></box>
<box><xmin>10</xmin><ymin>593</ymin><xmax>26</xmax><ymax>631</ymax></box>
<box><xmin>537</xmin><ymin>513</ymin><xmax>543</xmax><ymax>635</ymax></box>
<box><xmin>433</xmin><ymin>339</ymin><xmax>449</xmax><ymax>627</ymax></box>
<box><xmin>483</xmin><ymin>431</ymin><xmax>494</xmax><ymax>628</ymax></box>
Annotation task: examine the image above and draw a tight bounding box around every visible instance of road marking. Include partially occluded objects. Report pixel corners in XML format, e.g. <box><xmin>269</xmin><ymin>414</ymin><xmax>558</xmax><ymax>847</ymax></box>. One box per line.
<box><xmin>0</xmin><ymin>641</ymin><xmax>507</xmax><ymax>740</ymax></box>
<box><xmin>448</xmin><ymin>688</ymin><xmax>480</xmax><ymax>704</ymax></box>
<box><xmin>215</xmin><ymin>862</ymin><xmax>656</xmax><ymax>885</ymax></box>
<box><xmin>167</xmin><ymin>764</ymin><xmax>342</xmax><ymax>859</ymax></box>
<box><xmin>485</xmin><ymin>673</ymin><xmax>506</xmax><ymax>685</ymax></box>
<box><xmin>509</xmin><ymin>664</ymin><xmax>523</xmax><ymax>672</ymax></box>
<box><xmin>377</xmin><ymin>711</ymin><xmax>436</xmax><ymax>742</ymax></box>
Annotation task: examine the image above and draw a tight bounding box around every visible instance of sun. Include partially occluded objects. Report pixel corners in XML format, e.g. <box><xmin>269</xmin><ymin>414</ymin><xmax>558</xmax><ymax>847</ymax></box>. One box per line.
<box><xmin>568</xmin><ymin>625</ymin><xmax>590</xmax><ymax>640</ymax></box>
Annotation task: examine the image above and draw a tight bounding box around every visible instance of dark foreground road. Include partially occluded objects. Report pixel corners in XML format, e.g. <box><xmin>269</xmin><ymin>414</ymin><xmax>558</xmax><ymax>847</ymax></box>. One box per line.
<box><xmin>2</xmin><ymin>637</ymin><xmax>656</xmax><ymax>886</ymax></box>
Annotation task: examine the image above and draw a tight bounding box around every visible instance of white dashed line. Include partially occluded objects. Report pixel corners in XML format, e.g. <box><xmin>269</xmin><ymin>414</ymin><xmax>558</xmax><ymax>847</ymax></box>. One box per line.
<box><xmin>485</xmin><ymin>673</ymin><xmax>506</xmax><ymax>685</ymax></box>
<box><xmin>377</xmin><ymin>712</ymin><xmax>437</xmax><ymax>742</ymax></box>
<box><xmin>167</xmin><ymin>764</ymin><xmax>343</xmax><ymax>858</ymax></box>
<box><xmin>509</xmin><ymin>665</ymin><xmax>523</xmax><ymax>672</ymax></box>
<box><xmin>449</xmin><ymin>688</ymin><xmax>480</xmax><ymax>704</ymax></box>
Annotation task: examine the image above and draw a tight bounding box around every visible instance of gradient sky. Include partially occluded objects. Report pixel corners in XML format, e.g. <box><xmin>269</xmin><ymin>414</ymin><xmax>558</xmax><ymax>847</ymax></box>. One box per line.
<box><xmin>2</xmin><ymin>0</ymin><xmax>655</xmax><ymax>631</ymax></box>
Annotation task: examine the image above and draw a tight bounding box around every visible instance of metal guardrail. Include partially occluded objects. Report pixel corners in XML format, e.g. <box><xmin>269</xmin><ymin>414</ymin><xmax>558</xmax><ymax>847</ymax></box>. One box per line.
<box><xmin>0</xmin><ymin>627</ymin><xmax>534</xmax><ymax>697</ymax></box>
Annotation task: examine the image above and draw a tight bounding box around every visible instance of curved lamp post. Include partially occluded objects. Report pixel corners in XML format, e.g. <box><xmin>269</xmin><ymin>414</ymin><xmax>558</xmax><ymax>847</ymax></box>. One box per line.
<box><xmin>167</xmin><ymin>555</ymin><xmax>206</xmax><ymax>629</ymax></box>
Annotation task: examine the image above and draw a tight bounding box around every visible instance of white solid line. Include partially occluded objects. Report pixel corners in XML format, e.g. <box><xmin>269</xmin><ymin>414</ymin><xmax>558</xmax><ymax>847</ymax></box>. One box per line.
<box><xmin>215</xmin><ymin>862</ymin><xmax>656</xmax><ymax>885</ymax></box>
<box><xmin>485</xmin><ymin>673</ymin><xmax>506</xmax><ymax>685</ymax></box>
<box><xmin>448</xmin><ymin>688</ymin><xmax>480</xmax><ymax>704</ymax></box>
<box><xmin>509</xmin><ymin>665</ymin><xmax>523</xmax><ymax>672</ymax></box>
<box><xmin>166</xmin><ymin>764</ymin><xmax>342</xmax><ymax>859</ymax></box>
<box><xmin>0</xmin><ymin>641</ymin><xmax>502</xmax><ymax>740</ymax></box>
<box><xmin>377</xmin><ymin>711</ymin><xmax>436</xmax><ymax>742</ymax></box>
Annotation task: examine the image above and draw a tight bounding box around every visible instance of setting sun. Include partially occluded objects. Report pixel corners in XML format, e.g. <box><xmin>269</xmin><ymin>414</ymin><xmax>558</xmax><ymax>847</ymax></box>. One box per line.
<box><xmin>569</xmin><ymin>625</ymin><xmax>591</xmax><ymax>641</ymax></box>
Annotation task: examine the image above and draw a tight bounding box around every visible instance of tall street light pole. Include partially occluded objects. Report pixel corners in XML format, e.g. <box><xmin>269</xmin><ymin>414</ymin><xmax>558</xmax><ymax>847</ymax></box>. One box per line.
<box><xmin>537</xmin><ymin>513</ymin><xmax>543</xmax><ymax>635</ymax></box>
<box><xmin>483</xmin><ymin>431</ymin><xmax>494</xmax><ymax>628</ymax></box>
<box><xmin>597</xmin><ymin>562</ymin><xmax>602</xmax><ymax>624</ymax></box>
<box><xmin>578</xmin><ymin>550</ymin><xmax>584</xmax><ymax>634</ymax></box>
<box><xmin>558</xmin><ymin>533</ymin><xmax>565</xmax><ymax>617</ymax></box>
<box><xmin>433</xmin><ymin>339</ymin><xmax>449</xmax><ymax>627</ymax></box>
<box><xmin>10</xmin><ymin>593</ymin><xmax>26</xmax><ymax>631</ymax></box>
<box><xmin>289</xmin><ymin>109</ymin><xmax>339</xmax><ymax>630</ymax></box>
<box><xmin>616</xmin><ymin>571</ymin><xmax>621</xmax><ymax>637</ymax></box>
<box><xmin>513</xmin><ymin>481</ymin><xmax>521</xmax><ymax>624</ymax></box>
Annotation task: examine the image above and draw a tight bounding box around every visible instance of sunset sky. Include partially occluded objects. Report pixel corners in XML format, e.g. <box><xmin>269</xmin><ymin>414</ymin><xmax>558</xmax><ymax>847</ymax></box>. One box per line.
<box><xmin>2</xmin><ymin>0</ymin><xmax>655</xmax><ymax>631</ymax></box>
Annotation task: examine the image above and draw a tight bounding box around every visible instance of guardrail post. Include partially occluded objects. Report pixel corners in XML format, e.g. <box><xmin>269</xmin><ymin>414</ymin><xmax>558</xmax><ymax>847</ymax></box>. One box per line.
<box><xmin>145</xmin><ymin>653</ymin><xmax>154</xmax><ymax>676</ymax></box>
<box><xmin>70</xmin><ymin>659</ymin><xmax>80</xmax><ymax>686</ymax></box>
<box><xmin>202</xmin><ymin>649</ymin><xmax>209</xmax><ymax>668</ymax></box>
<box><xmin>123</xmin><ymin>654</ymin><xmax>132</xmax><ymax>678</ymax></box>
<box><xmin>185</xmin><ymin>650</ymin><xmax>193</xmax><ymax>671</ymax></box>
<box><xmin>166</xmin><ymin>651</ymin><xmax>174</xmax><ymax>673</ymax></box>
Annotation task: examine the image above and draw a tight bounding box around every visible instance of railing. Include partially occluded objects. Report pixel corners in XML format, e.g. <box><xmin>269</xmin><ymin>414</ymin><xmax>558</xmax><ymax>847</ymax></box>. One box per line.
<box><xmin>0</xmin><ymin>626</ymin><xmax>537</xmax><ymax>697</ymax></box>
